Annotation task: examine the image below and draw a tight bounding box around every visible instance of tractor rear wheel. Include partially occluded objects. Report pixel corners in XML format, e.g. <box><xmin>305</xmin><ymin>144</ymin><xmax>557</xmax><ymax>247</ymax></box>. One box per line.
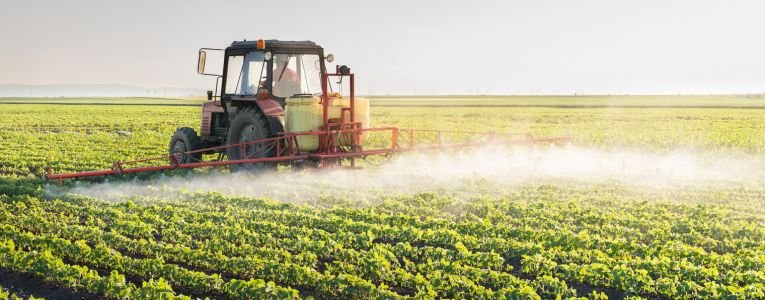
<box><xmin>226</xmin><ymin>106</ymin><xmax>276</xmax><ymax>172</ymax></box>
<box><xmin>169</xmin><ymin>127</ymin><xmax>202</xmax><ymax>164</ymax></box>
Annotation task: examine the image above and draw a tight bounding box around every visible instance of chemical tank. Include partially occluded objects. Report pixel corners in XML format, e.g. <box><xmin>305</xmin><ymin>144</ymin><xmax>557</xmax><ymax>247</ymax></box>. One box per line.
<box><xmin>285</xmin><ymin>95</ymin><xmax>370</xmax><ymax>151</ymax></box>
<box><xmin>285</xmin><ymin>96</ymin><xmax>323</xmax><ymax>151</ymax></box>
<box><xmin>330</xmin><ymin>96</ymin><xmax>370</xmax><ymax>142</ymax></box>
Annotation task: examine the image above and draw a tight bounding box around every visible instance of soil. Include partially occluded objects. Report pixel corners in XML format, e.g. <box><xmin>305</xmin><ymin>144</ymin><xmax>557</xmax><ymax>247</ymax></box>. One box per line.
<box><xmin>0</xmin><ymin>269</ymin><xmax>101</xmax><ymax>299</ymax></box>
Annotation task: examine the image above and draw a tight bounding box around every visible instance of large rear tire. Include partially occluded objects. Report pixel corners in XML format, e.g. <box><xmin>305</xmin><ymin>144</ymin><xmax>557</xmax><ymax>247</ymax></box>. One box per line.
<box><xmin>226</xmin><ymin>106</ymin><xmax>276</xmax><ymax>172</ymax></box>
<box><xmin>169</xmin><ymin>127</ymin><xmax>202</xmax><ymax>164</ymax></box>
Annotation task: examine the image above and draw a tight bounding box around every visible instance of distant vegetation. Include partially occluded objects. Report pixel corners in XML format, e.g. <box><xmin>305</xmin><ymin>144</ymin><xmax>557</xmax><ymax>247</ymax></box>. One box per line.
<box><xmin>3</xmin><ymin>94</ymin><xmax>765</xmax><ymax>108</ymax></box>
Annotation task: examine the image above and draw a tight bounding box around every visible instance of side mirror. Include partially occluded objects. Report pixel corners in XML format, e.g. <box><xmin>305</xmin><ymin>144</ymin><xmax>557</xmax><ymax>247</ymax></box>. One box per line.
<box><xmin>197</xmin><ymin>50</ymin><xmax>207</xmax><ymax>74</ymax></box>
<box><xmin>325</xmin><ymin>54</ymin><xmax>334</xmax><ymax>63</ymax></box>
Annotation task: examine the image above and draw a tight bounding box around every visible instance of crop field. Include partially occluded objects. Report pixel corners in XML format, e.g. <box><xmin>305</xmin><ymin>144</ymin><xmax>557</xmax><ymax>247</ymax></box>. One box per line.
<box><xmin>0</xmin><ymin>96</ymin><xmax>765</xmax><ymax>299</ymax></box>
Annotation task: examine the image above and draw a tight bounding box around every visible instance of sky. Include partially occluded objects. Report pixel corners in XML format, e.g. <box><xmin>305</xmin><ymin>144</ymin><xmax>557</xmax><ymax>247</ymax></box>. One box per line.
<box><xmin>0</xmin><ymin>0</ymin><xmax>763</xmax><ymax>95</ymax></box>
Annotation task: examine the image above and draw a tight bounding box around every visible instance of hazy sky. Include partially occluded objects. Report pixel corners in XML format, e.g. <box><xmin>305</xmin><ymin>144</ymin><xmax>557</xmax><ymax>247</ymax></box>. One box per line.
<box><xmin>1</xmin><ymin>0</ymin><xmax>763</xmax><ymax>94</ymax></box>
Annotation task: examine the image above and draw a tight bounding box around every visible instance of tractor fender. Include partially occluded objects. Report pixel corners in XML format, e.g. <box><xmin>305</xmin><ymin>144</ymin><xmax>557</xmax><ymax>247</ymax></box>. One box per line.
<box><xmin>254</xmin><ymin>99</ymin><xmax>285</xmax><ymax>135</ymax></box>
<box><xmin>254</xmin><ymin>98</ymin><xmax>284</xmax><ymax>117</ymax></box>
<box><xmin>230</xmin><ymin>96</ymin><xmax>284</xmax><ymax>117</ymax></box>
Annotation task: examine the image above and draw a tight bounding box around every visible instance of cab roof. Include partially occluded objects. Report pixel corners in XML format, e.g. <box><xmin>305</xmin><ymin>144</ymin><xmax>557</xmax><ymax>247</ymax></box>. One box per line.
<box><xmin>228</xmin><ymin>39</ymin><xmax>323</xmax><ymax>53</ymax></box>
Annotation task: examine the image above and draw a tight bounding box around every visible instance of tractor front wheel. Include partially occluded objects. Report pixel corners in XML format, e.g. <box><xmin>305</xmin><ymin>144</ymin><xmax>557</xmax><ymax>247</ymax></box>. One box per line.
<box><xmin>225</xmin><ymin>106</ymin><xmax>276</xmax><ymax>172</ymax></box>
<box><xmin>169</xmin><ymin>127</ymin><xmax>202</xmax><ymax>164</ymax></box>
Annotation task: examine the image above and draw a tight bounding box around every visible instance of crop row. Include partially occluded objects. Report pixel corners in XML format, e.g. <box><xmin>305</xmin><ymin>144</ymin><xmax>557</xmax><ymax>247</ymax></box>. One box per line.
<box><xmin>3</xmin><ymin>189</ymin><xmax>764</xmax><ymax>299</ymax></box>
<box><xmin>0</xmin><ymin>238</ymin><xmax>190</xmax><ymax>299</ymax></box>
<box><xmin>0</xmin><ymin>197</ymin><xmax>546</xmax><ymax>299</ymax></box>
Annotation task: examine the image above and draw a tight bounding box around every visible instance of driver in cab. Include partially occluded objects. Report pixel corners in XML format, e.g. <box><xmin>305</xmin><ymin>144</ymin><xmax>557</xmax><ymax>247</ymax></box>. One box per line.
<box><xmin>272</xmin><ymin>55</ymin><xmax>301</xmax><ymax>98</ymax></box>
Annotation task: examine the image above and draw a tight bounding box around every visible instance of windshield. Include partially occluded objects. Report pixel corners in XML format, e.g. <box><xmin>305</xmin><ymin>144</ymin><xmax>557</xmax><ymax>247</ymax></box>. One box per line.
<box><xmin>272</xmin><ymin>53</ymin><xmax>322</xmax><ymax>98</ymax></box>
<box><xmin>225</xmin><ymin>51</ymin><xmax>266</xmax><ymax>95</ymax></box>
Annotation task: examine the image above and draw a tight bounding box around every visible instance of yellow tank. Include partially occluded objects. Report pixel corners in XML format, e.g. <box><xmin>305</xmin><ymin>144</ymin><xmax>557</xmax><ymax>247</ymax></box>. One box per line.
<box><xmin>330</xmin><ymin>96</ymin><xmax>370</xmax><ymax>142</ymax></box>
<box><xmin>285</xmin><ymin>95</ymin><xmax>371</xmax><ymax>151</ymax></box>
<box><xmin>285</xmin><ymin>96</ymin><xmax>323</xmax><ymax>151</ymax></box>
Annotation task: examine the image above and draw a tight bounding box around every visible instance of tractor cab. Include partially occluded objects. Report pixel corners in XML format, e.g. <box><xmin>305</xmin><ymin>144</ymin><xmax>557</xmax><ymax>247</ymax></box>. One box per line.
<box><xmin>219</xmin><ymin>40</ymin><xmax>328</xmax><ymax>103</ymax></box>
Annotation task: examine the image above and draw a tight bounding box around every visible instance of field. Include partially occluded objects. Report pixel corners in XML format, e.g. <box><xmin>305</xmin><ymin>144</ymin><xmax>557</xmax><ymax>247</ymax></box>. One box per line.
<box><xmin>1</xmin><ymin>96</ymin><xmax>764</xmax><ymax>299</ymax></box>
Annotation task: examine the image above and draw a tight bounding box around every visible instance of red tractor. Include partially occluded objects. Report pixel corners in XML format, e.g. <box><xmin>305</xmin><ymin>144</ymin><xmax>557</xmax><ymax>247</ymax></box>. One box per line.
<box><xmin>173</xmin><ymin>39</ymin><xmax>343</xmax><ymax>170</ymax></box>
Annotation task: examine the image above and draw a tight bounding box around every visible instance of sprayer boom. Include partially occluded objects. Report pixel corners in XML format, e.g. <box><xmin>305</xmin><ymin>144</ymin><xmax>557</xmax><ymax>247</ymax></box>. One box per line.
<box><xmin>46</xmin><ymin>127</ymin><xmax>568</xmax><ymax>185</ymax></box>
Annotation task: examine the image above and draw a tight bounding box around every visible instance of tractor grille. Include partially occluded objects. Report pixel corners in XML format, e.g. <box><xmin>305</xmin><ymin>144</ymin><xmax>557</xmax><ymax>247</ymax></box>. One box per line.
<box><xmin>201</xmin><ymin>116</ymin><xmax>211</xmax><ymax>130</ymax></box>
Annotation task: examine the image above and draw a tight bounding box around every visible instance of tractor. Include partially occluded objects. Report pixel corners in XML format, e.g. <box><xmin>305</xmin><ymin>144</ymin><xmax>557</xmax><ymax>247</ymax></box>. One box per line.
<box><xmin>173</xmin><ymin>39</ymin><xmax>347</xmax><ymax>170</ymax></box>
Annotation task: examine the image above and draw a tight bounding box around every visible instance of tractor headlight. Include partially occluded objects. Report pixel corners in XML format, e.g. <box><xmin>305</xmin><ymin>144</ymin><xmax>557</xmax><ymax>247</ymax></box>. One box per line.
<box><xmin>264</xmin><ymin>52</ymin><xmax>272</xmax><ymax>61</ymax></box>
